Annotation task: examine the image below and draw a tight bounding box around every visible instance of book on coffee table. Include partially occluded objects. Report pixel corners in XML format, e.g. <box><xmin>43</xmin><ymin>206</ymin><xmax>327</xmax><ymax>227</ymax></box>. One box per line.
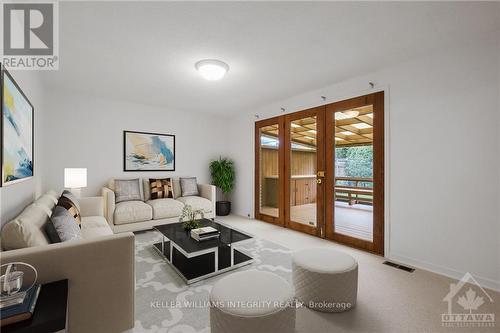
<box><xmin>1</xmin><ymin>284</ymin><xmax>41</xmax><ymax>327</ymax></box>
<box><xmin>191</xmin><ymin>226</ymin><xmax>220</xmax><ymax>241</ymax></box>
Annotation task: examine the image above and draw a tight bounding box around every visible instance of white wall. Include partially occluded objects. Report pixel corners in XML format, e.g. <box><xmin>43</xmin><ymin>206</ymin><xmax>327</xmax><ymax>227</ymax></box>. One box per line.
<box><xmin>228</xmin><ymin>35</ymin><xmax>500</xmax><ymax>290</ymax></box>
<box><xmin>40</xmin><ymin>90</ymin><xmax>227</xmax><ymax>196</ymax></box>
<box><xmin>0</xmin><ymin>70</ymin><xmax>46</xmax><ymax>225</ymax></box>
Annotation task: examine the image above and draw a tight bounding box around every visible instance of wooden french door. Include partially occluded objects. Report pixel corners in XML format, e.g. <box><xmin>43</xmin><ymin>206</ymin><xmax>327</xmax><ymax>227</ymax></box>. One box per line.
<box><xmin>284</xmin><ymin>107</ymin><xmax>325</xmax><ymax>236</ymax></box>
<box><xmin>254</xmin><ymin>116</ymin><xmax>285</xmax><ymax>226</ymax></box>
<box><xmin>255</xmin><ymin>92</ymin><xmax>384</xmax><ymax>255</ymax></box>
<box><xmin>325</xmin><ymin>92</ymin><xmax>384</xmax><ymax>255</ymax></box>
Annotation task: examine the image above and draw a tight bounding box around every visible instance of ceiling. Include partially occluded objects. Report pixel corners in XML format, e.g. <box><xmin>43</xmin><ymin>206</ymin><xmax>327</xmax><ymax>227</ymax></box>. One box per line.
<box><xmin>41</xmin><ymin>1</ymin><xmax>500</xmax><ymax>116</ymax></box>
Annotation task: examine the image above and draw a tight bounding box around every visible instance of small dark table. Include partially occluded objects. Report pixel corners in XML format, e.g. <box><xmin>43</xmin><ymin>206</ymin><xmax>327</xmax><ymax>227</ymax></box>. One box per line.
<box><xmin>153</xmin><ymin>219</ymin><xmax>253</xmax><ymax>284</ymax></box>
<box><xmin>3</xmin><ymin>280</ymin><xmax>68</xmax><ymax>333</ymax></box>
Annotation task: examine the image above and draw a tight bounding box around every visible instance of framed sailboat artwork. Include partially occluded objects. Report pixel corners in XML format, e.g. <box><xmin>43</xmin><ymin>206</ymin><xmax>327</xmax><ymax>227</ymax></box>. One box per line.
<box><xmin>123</xmin><ymin>130</ymin><xmax>175</xmax><ymax>171</ymax></box>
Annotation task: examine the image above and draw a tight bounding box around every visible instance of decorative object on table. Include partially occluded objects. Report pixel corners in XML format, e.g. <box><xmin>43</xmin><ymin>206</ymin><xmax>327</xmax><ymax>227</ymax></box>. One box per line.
<box><xmin>0</xmin><ymin>284</ymin><xmax>41</xmax><ymax>327</ymax></box>
<box><xmin>190</xmin><ymin>226</ymin><xmax>220</xmax><ymax>242</ymax></box>
<box><xmin>64</xmin><ymin>168</ymin><xmax>87</xmax><ymax>198</ymax></box>
<box><xmin>149</xmin><ymin>178</ymin><xmax>173</xmax><ymax>199</ymax></box>
<box><xmin>1</xmin><ymin>65</ymin><xmax>34</xmax><ymax>187</ymax></box>
<box><xmin>209</xmin><ymin>157</ymin><xmax>235</xmax><ymax>216</ymax></box>
<box><xmin>114</xmin><ymin>178</ymin><xmax>142</xmax><ymax>203</ymax></box>
<box><xmin>123</xmin><ymin>130</ymin><xmax>175</xmax><ymax>171</ymax></box>
<box><xmin>2</xmin><ymin>280</ymin><xmax>68</xmax><ymax>333</ymax></box>
<box><xmin>0</xmin><ymin>262</ymin><xmax>38</xmax><ymax>310</ymax></box>
<box><xmin>180</xmin><ymin>177</ymin><xmax>199</xmax><ymax>196</ymax></box>
<box><xmin>179</xmin><ymin>205</ymin><xmax>204</xmax><ymax>230</ymax></box>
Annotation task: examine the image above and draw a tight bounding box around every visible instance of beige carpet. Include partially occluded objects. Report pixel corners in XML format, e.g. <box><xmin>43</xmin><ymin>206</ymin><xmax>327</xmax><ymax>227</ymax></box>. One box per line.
<box><xmin>217</xmin><ymin>215</ymin><xmax>500</xmax><ymax>333</ymax></box>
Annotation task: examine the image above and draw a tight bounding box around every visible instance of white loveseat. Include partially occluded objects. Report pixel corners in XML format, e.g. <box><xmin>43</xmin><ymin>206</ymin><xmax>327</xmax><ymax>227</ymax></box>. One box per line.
<box><xmin>102</xmin><ymin>178</ymin><xmax>216</xmax><ymax>233</ymax></box>
<box><xmin>0</xmin><ymin>191</ymin><xmax>135</xmax><ymax>333</ymax></box>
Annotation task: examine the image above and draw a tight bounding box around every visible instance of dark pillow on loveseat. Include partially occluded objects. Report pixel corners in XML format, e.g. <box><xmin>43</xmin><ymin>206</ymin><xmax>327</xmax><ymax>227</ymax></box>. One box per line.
<box><xmin>46</xmin><ymin>206</ymin><xmax>82</xmax><ymax>243</ymax></box>
<box><xmin>57</xmin><ymin>190</ymin><xmax>82</xmax><ymax>225</ymax></box>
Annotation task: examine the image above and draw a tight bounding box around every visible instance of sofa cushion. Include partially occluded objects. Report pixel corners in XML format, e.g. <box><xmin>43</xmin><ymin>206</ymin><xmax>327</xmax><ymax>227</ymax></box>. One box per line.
<box><xmin>57</xmin><ymin>190</ymin><xmax>82</xmax><ymax>225</ymax></box>
<box><xmin>108</xmin><ymin>178</ymin><xmax>145</xmax><ymax>201</ymax></box>
<box><xmin>176</xmin><ymin>196</ymin><xmax>212</xmax><ymax>213</ymax></box>
<box><xmin>114</xmin><ymin>179</ymin><xmax>142</xmax><ymax>203</ymax></box>
<box><xmin>147</xmin><ymin>198</ymin><xmax>184</xmax><ymax>220</ymax></box>
<box><xmin>33</xmin><ymin>193</ymin><xmax>58</xmax><ymax>214</ymax></box>
<box><xmin>46</xmin><ymin>190</ymin><xmax>59</xmax><ymax>203</ymax></box>
<box><xmin>172</xmin><ymin>178</ymin><xmax>182</xmax><ymax>199</ymax></box>
<box><xmin>47</xmin><ymin>206</ymin><xmax>82</xmax><ymax>243</ymax></box>
<box><xmin>149</xmin><ymin>178</ymin><xmax>174</xmax><ymax>199</ymax></box>
<box><xmin>1</xmin><ymin>204</ymin><xmax>50</xmax><ymax>250</ymax></box>
<box><xmin>180</xmin><ymin>177</ymin><xmax>199</xmax><ymax>196</ymax></box>
<box><xmin>81</xmin><ymin>216</ymin><xmax>113</xmax><ymax>238</ymax></box>
<box><xmin>114</xmin><ymin>201</ymin><xmax>153</xmax><ymax>225</ymax></box>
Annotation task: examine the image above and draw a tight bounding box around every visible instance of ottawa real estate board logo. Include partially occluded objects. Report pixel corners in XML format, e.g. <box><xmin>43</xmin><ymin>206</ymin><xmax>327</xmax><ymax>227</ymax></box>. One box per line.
<box><xmin>1</xmin><ymin>1</ymin><xmax>59</xmax><ymax>70</ymax></box>
<box><xmin>441</xmin><ymin>272</ymin><xmax>495</xmax><ymax>328</ymax></box>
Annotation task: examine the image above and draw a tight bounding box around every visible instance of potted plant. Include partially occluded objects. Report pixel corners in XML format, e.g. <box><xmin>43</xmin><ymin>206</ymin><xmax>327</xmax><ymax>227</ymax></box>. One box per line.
<box><xmin>179</xmin><ymin>205</ymin><xmax>204</xmax><ymax>230</ymax></box>
<box><xmin>209</xmin><ymin>157</ymin><xmax>235</xmax><ymax>216</ymax></box>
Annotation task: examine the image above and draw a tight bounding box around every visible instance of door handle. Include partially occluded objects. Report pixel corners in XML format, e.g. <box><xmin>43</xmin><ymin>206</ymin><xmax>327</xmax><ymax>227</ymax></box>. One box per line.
<box><xmin>316</xmin><ymin>179</ymin><xmax>322</xmax><ymax>184</ymax></box>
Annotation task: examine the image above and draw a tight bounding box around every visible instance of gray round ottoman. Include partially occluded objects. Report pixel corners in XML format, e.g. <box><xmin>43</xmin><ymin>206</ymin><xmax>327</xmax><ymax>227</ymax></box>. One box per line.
<box><xmin>292</xmin><ymin>247</ymin><xmax>358</xmax><ymax>312</ymax></box>
<box><xmin>209</xmin><ymin>270</ymin><xmax>296</xmax><ymax>333</ymax></box>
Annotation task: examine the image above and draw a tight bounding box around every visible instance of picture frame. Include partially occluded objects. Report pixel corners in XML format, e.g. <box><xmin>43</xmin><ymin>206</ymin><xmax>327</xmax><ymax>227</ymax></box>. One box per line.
<box><xmin>123</xmin><ymin>130</ymin><xmax>175</xmax><ymax>171</ymax></box>
<box><xmin>1</xmin><ymin>64</ymin><xmax>35</xmax><ymax>187</ymax></box>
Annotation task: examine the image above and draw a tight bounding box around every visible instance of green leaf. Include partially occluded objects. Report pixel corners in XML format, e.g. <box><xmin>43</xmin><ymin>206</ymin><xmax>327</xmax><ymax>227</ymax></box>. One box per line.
<box><xmin>209</xmin><ymin>157</ymin><xmax>235</xmax><ymax>195</ymax></box>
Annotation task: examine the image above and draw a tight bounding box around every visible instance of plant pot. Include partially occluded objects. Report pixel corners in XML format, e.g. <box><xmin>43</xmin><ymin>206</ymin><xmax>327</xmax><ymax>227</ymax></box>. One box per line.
<box><xmin>216</xmin><ymin>201</ymin><xmax>231</xmax><ymax>216</ymax></box>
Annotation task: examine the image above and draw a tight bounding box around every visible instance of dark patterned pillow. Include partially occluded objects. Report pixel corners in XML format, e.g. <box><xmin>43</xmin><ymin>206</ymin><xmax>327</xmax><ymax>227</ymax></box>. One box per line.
<box><xmin>180</xmin><ymin>177</ymin><xmax>199</xmax><ymax>197</ymax></box>
<box><xmin>149</xmin><ymin>178</ymin><xmax>173</xmax><ymax>199</ymax></box>
<box><xmin>46</xmin><ymin>206</ymin><xmax>82</xmax><ymax>243</ymax></box>
<box><xmin>57</xmin><ymin>190</ymin><xmax>81</xmax><ymax>225</ymax></box>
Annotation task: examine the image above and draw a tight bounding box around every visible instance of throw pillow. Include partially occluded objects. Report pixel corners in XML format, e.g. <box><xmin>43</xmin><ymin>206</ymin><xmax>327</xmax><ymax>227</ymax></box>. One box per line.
<box><xmin>180</xmin><ymin>177</ymin><xmax>199</xmax><ymax>196</ymax></box>
<box><xmin>149</xmin><ymin>178</ymin><xmax>173</xmax><ymax>199</ymax></box>
<box><xmin>46</xmin><ymin>206</ymin><xmax>82</xmax><ymax>243</ymax></box>
<box><xmin>115</xmin><ymin>179</ymin><xmax>142</xmax><ymax>203</ymax></box>
<box><xmin>57</xmin><ymin>190</ymin><xmax>82</xmax><ymax>225</ymax></box>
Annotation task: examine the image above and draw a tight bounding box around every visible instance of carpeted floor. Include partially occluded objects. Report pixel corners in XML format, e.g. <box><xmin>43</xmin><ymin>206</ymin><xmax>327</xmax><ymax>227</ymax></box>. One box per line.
<box><xmin>132</xmin><ymin>229</ymin><xmax>293</xmax><ymax>332</ymax></box>
<box><xmin>130</xmin><ymin>216</ymin><xmax>500</xmax><ymax>333</ymax></box>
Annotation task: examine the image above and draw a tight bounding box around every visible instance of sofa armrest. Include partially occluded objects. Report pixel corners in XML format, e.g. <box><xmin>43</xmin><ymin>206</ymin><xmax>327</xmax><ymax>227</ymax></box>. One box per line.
<box><xmin>198</xmin><ymin>183</ymin><xmax>216</xmax><ymax>214</ymax></box>
<box><xmin>79</xmin><ymin>196</ymin><xmax>104</xmax><ymax>217</ymax></box>
<box><xmin>101</xmin><ymin>187</ymin><xmax>115</xmax><ymax>225</ymax></box>
<box><xmin>0</xmin><ymin>233</ymin><xmax>135</xmax><ymax>333</ymax></box>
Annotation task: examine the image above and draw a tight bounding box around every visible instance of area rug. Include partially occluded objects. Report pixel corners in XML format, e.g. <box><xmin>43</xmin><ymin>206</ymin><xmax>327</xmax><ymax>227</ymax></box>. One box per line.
<box><xmin>132</xmin><ymin>229</ymin><xmax>293</xmax><ymax>333</ymax></box>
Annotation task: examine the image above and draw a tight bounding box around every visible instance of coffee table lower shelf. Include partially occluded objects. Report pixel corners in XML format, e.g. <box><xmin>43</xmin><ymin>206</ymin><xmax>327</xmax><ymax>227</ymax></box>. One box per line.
<box><xmin>153</xmin><ymin>241</ymin><xmax>253</xmax><ymax>284</ymax></box>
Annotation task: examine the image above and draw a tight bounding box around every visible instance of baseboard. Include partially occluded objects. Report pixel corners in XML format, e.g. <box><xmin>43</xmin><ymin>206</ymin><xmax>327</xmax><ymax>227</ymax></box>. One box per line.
<box><xmin>389</xmin><ymin>253</ymin><xmax>500</xmax><ymax>292</ymax></box>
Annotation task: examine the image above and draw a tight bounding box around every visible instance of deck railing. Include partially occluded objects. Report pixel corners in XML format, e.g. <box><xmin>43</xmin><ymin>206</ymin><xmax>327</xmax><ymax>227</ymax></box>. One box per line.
<box><xmin>335</xmin><ymin>177</ymin><xmax>373</xmax><ymax>205</ymax></box>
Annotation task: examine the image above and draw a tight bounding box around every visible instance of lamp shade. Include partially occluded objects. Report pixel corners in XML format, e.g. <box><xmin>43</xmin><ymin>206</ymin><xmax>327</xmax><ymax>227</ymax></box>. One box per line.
<box><xmin>64</xmin><ymin>168</ymin><xmax>87</xmax><ymax>188</ymax></box>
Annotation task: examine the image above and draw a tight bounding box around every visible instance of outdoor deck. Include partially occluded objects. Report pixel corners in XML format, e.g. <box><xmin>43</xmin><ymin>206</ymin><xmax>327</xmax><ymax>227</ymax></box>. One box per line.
<box><xmin>260</xmin><ymin>202</ymin><xmax>373</xmax><ymax>241</ymax></box>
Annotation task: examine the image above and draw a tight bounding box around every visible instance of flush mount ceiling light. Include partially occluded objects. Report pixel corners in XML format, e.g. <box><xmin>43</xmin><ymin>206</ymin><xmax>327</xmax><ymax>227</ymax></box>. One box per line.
<box><xmin>195</xmin><ymin>59</ymin><xmax>229</xmax><ymax>81</ymax></box>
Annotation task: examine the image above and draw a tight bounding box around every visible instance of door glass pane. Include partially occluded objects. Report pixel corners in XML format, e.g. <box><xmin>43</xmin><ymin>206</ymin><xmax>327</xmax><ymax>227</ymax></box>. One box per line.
<box><xmin>259</xmin><ymin>124</ymin><xmax>279</xmax><ymax>217</ymax></box>
<box><xmin>334</xmin><ymin>106</ymin><xmax>374</xmax><ymax>241</ymax></box>
<box><xmin>290</xmin><ymin>116</ymin><xmax>317</xmax><ymax>227</ymax></box>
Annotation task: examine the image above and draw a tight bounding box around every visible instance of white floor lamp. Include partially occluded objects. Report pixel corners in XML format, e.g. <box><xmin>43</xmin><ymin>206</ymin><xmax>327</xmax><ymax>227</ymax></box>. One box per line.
<box><xmin>64</xmin><ymin>168</ymin><xmax>87</xmax><ymax>198</ymax></box>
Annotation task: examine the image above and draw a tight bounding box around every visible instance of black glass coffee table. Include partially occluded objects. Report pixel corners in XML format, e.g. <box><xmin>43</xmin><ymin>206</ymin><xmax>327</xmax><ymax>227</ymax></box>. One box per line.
<box><xmin>153</xmin><ymin>219</ymin><xmax>254</xmax><ymax>284</ymax></box>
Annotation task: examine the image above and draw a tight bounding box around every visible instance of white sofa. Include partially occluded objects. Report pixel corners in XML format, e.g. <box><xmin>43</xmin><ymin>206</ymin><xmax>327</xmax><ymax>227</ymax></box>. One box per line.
<box><xmin>102</xmin><ymin>177</ymin><xmax>216</xmax><ymax>233</ymax></box>
<box><xmin>0</xmin><ymin>191</ymin><xmax>135</xmax><ymax>333</ymax></box>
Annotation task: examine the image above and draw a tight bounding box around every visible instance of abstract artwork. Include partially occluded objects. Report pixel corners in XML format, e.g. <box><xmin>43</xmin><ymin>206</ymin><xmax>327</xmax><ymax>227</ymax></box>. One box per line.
<box><xmin>1</xmin><ymin>67</ymin><xmax>34</xmax><ymax>186</ymax></box>
<box><xmin>124</xmin><ymin>131</ymin><xmax>175</xmax><ymax>171</ymax></box>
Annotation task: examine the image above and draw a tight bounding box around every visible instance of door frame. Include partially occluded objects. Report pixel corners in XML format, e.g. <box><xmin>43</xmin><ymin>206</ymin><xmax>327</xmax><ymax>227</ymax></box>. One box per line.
<box><xmin>253</xmin><ymin>92</ymin><xmax>385</xmax><ymax>256</ymax></box>
<box><xmin>254</xmin><ymin>116</ymin><xmax>285</xmax><ymax>226</ymax></box>
<box><xmin>324</xmin><ymin>92</ymin><xmax>385</xmax><ymax>255</ymax></box>
<box><xmin>284</xmin><ymin>106</ymin><xmax>325</xmax><ymax>236</ymax></box>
